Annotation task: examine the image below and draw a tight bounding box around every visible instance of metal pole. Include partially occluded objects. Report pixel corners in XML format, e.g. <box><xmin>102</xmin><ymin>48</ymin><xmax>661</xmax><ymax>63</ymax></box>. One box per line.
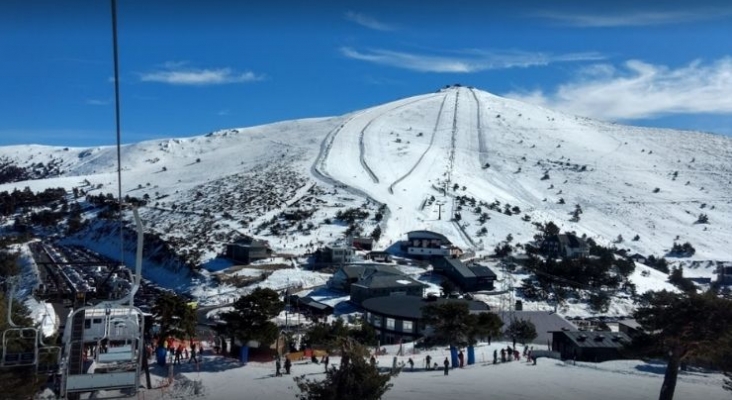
<box><xmin>111</xmin><ymin>0</ymin><xmax>125</xmax><ymax>266</ymax></box>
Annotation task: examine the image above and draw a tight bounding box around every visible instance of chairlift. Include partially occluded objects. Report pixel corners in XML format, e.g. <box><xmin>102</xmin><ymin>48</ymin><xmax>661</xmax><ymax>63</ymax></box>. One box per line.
<box><xmin>1</xmin><ymin>277</ymin><xmax>62</xmax><ymax>373</ymax></box>
<box><xmin>59</xmin><ymin>207</ymin><xmax>146</xmax><ymax>399</ymax></box>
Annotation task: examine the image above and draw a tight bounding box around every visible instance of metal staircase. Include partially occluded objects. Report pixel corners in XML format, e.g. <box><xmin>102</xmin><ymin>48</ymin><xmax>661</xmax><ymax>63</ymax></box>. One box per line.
<box><xmin>68</xmin><ymin>310</ymin><xmax>85</xmax><ymax>375</ymax></box>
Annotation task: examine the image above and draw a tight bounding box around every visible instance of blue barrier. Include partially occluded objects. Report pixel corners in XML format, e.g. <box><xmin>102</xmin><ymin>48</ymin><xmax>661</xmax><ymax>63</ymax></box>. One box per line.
<box><xmin>156</xmin><ymin>347</ymin><xmax>167</xmax><ymax>367</ymax></box>
<box><xmin>239</xmin><ymin>345</ymin><xmax>249</xmax><ymax>365</ymax></box>
<box><xmin>467</xmin><ymin>346</ymin><xmax>475</xmax><ymax>365</ymax></box>
<box><xmin>450</xmin><ymin>345</ymin><xmax>458</xmax><ymax>369</ymax></box>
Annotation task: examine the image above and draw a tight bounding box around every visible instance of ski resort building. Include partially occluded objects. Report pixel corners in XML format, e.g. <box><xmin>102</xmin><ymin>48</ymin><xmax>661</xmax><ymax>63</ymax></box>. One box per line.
<box><xmin>550</xmin><ymin>330</ymin><xmax>631</xmax><ymax>363</ymax></box>
<box><xmin>350</xmin><ymin>272</ymin><xmax>426</xmax><ymax>306</ymax></box>
<box><xmin>327</xmin><ymin>264</ymin><xmax>402</xmax><ymax>292</ymax></box>
<box><xmin>317</xmin><ymin>245</ymin><xmax>355</xmax><ymax>264</ymax></box>
<box><xmin>403</xmin><ymin>230</ymin><xmax>461</xmax><ymax>258</ymax></box>
<box><xmin>351</xmin><ymin>237</ymin><xmax>375</xmax><ymax>251</ymax></box>
<box><xmin>540</xmin><ymin>233</ymin><xmax>589</xmax><ymax>259</ymax></box>
<box><xmin>432</xmin><ymin>257</ymin><xmax>497</xmax><ymax>292</ymax></box>
<box><xmin>361</xmin><ymin>296</ymin><xmax>489</xmax><ymax>344</ymax></box>
<box><xmin>225</xmin><ymin>237</ymin><xmax>272</xmax><ymax>265</ymax></box>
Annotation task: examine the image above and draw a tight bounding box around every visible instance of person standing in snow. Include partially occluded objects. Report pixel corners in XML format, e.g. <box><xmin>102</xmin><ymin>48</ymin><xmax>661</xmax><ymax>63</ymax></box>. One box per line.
<box><xmin>275</xmin><ymin>358</ymin><xmax>282</xmax><ymax>377</ymax></box>
<box><xmin>458</xmin><ymin>350</ymin><xmax>464</xmax><ymax>368</ymax></box>
<box><xmin>370</xmin><ymin>355</ymin><xmax>376</xmax><ymax>368</ymax></box>
<box><xmin>189</xmin><ymin>342</ymin><xmax>198</xmax><ymax>364</ymax></box>
<box><xmin>500</xmin><ymin>348</ymin><xmax>506</xmax><ymax>363</ymax></box>
<box><xmin>324</xmin><ymin>355</ymin><xmax>329</xmax><ymax>372</ymax></box>
<box><xmin>443</xmin><ymin>358</ymin><xmax>450</xmax><ymax>376</ymax></box>
<box><xmin>493</xmin><ymin>349</ymin><xmax>498</xmax><ymax>364</ymax></box>
<box><xmin>408</xmin><ymin>358</ymin><xmax>414</xmax><ymax>371</ymax></box>
<box><xmin>425</xmin><ymin>354</ymin><xmax>432</xmax><ymax>370</ymax></box>
<box><xmin>285</xmin><ymin>357</ymin><xmax>292</xmax><ymax>374</ymax></box>
<box><xmin>174</xmin><ymin>344</ymin><xmax>183</xmax><ymax>365</ymax></box>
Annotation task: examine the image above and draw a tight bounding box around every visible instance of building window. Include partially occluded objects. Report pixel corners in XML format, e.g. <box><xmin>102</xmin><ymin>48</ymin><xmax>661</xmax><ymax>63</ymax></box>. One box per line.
<box><xmin>403</xmin><ymin>321</ymin><xmax>413</xmax><ymax>332</ymax></box>
<box><xmin>386</xmin><ymin>318</ymin><xmax>395</xmax><ymax>330</ymax></box>
<box><xmin>373</xmin><ymin>317</ymin><xmax>381</xmax><ymax>327</ymax></box>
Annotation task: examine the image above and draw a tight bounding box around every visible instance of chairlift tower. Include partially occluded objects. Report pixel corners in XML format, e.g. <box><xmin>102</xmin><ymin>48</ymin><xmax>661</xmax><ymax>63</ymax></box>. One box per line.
<box><xmin>499</xmin><ymin>262</ymin><xmax>516</xmax><ymax>321</ymax></box>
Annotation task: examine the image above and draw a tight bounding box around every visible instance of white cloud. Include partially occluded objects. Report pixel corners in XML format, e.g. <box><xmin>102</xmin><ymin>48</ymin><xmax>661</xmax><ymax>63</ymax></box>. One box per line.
<box><xmin>340</xmin><ymin>47</ymin><xmax>605</xmax><ymax>73</ymax></box>
<box><xmin>139</xmin><ymin>62</ymin><xmax>264</xmax><ymax>85</ymax></box>
<box><xmin>85</xmin><ymin>99</ymin><xmax>111</xmax><ymax>106</ymax></box>
<box><xmin>535</xmin><ymin>8</ymin><xmax>732</xmax><ymax>27</ymax></box>
<box><xmin>344</xmin><ymin>11</ymin><xmax>396</xmax><ymax>31</ymax></box>
<box><xmin>504</xmin><ymin>57</ymin><xmax>732</xmax><ymax>120</ymax></box>
<box><xmin>217</xmin><ymin>109</ymin><xmax>230</xmax><ymax>116</ymax></box>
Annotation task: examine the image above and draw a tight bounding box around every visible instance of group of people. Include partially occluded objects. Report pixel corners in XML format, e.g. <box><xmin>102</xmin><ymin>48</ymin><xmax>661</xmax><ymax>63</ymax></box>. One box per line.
<box><xmin>167</xmin><ymin>339</ymin><xmax>200</xmax><ymax>365</ymax></box>
<box><xmin>492</xmin><ymin>345</ymin><xmax>536</xmax><ymax>365</ymax></box>
<box><xmin>274</xmin><ymin>356</ymin><xmax>292</xmax><ymax>376</ymax></box>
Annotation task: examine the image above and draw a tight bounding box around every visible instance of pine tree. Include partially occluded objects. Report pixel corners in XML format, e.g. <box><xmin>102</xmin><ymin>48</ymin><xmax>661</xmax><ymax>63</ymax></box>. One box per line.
<box><xmin>505</xmin><ymin>318</ymin><xmax>538</xmax><ymax>345</ymax></box>
<box><xmin>218</xmin><ymin>288</ymin><xmax>284</xmax><ymax>349</ymax></box>
<box><xmin>294</xmin><ymin>339</ymin><xmax>395</xmax><ymax>400</ymax></box>
<box><xmin>633</xmin><ymin>291</ymin><xmax>732</xmax><ymax>400</ymax></box>
<box><xmin>152</xmin><ymin>293</ymin><xmax>197</xmax><ymax>346</ymax></box>
<box><xmin>370</xmin><ymin>225</ymin><xmax>382</xmax><ymax>242</ymax></box>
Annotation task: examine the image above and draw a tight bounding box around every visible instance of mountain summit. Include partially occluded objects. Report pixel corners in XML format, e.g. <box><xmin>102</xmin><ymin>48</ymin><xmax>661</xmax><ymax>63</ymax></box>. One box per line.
<box><xmin>1</xmin><ymin>86</ymin><xmax>731</xmax><ymax>264</ymax></box>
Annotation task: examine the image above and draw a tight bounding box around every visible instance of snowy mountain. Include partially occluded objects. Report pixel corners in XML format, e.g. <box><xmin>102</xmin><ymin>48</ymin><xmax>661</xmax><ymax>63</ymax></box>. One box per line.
<box><xmin>2</xmin><ymin>86</ymin><xmax>731</xmax><ymax>271</ymax></box>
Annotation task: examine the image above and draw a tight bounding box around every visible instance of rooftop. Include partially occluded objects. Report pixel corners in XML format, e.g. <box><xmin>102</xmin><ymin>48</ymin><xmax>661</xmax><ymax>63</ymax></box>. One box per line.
<box><xmin>353</xmin><ymin>272</ymin><xmax>426</xmax><ymax>290</ymax></box>
<box><xmin>552</xmin><ymin>330</ymin><xmax>631</xmax><ymax>349</ymax></box>
<box><xmin>495</xmin><ymin>311</ymin><xmax>578</xmax><ymax>344</ymax></box>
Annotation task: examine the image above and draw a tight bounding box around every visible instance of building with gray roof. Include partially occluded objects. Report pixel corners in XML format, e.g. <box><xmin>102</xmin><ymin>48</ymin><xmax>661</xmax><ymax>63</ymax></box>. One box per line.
<box><xmin>550</xmin><ymin>330</ymin><xmax>631</xmax><ymax>362</ymax></box>
<box><xmin>361</xmin><ymin>296</ymin><xmax>490</xmax><ymax>344</ymax></box>
<box><xmin>494</xmin><ymin>311</ymin><xmax>578</xmax><ymax>345</ymax></box>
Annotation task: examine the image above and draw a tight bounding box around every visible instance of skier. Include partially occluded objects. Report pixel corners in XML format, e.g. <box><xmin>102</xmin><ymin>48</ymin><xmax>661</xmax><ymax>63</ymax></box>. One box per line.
<box><xmin>443</xmin><ymin>358</ymin><xmax>450</xmax><ymax>376</ymax></box>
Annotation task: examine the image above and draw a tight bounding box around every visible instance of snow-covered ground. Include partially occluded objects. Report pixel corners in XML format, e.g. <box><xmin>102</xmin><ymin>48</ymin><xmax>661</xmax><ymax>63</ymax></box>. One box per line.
<box><xmin>128</xmin><ymin>341</ymin><xmax>729</xmax><ymax>400</ymax></box>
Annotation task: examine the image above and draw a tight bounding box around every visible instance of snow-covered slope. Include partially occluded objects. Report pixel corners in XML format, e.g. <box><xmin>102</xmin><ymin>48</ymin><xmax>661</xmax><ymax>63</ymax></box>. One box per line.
<box><xmin>1</xmin><ymin>86</ymin><xmax>731</xmax><ymax>265</ymax></box>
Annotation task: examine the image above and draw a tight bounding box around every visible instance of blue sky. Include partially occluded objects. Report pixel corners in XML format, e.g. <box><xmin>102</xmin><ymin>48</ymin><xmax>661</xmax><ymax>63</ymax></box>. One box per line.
<box><xmin>1</xmin><ymin>0</ymin><xmax>732</xmax><ymax>146</ymax></box>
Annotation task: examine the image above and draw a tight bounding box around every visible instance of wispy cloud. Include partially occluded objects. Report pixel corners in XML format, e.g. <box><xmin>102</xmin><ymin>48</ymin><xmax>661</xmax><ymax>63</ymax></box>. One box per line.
<box><xmin>504</xmin><ymin>57</ymin><xmax>732</xmax><ymax>120</ymax></box>
<box><xmin>217</xmin><ymin>109</ymin><xmax>230</xmax><ymax>116</ymax></box>
<box><xmin>85</xmin><ymin>98</ymin><xmax>111</xmax><ymax>106</ymax></box>
<box><xmin>535</xmin><ymin>8</ymin><xmax>732</xmax><ymax>27</ymax></box>
<box><xmin>340</xmin><ymin>47</ymin><xmax>605</xmax><ymax>73</ymax></box>
<box><xmin>139</xmin><ymin>61</ymin><xmax>265</xmax><ymax>86</ymax></box>
<box><xmin>344</xmin><ymin>11</ymin><xmax>396</xmax><ymax>31</ymax></box>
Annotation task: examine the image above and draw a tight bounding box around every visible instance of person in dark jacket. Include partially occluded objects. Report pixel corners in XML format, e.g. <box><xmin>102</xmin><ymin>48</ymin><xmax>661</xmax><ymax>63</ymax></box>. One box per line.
<box><xmin>425</xmin><ymin>354</ymin><xmax>432</xmax><ymax>370</ymax></box>
<box><xmin>275</xmin><ymin>358</ymin><xmax>282</xmax><ymax>376</ymax></box>
<box><xmin>189</xmin><ymin>342</ymin><xmax>198</xmax><ymax>364</ymax></box>
<box><xmin>324</xmin><ymin>355</ymin><xmax>329</xmax><ymax>372</ymax></box>
<box><xmin>493</xmin><ymin>349</ymin><xmax>498</xmax><ymax>364</ymax></box>
<box><xmin>284</xmin><ymin>357</ymin><xmax>292</xmax><ymax>374</ymax></box>
<box><xmin>443</xmin><ymin>358</ymin><xmax>450</xmax><ymax>375</ymax></box>
<box><xmin>458</xmin><ymin>350</ymin><xmax>464</xmax><ymax>368</ymax></box>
